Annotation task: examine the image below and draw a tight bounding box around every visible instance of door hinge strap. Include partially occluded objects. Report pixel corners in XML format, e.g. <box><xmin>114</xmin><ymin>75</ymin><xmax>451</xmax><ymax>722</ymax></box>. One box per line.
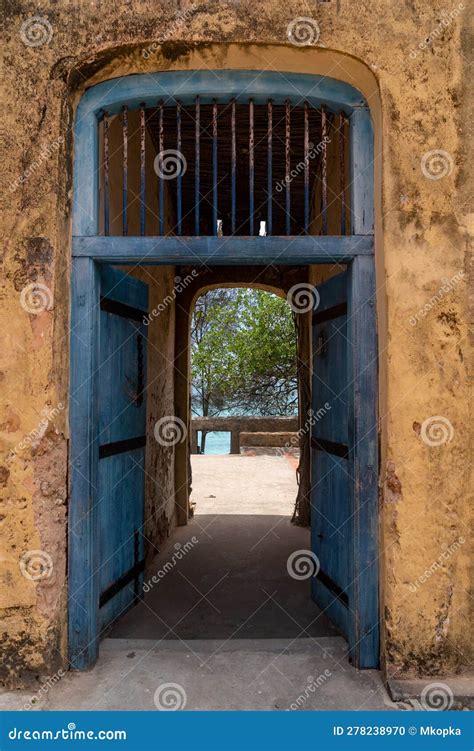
<box><xmin>311</xmin><ymin>436</ymin><xmax>349</xmax><ymax>459</ymax></box>
<box><xmin>316</xmin><ymin>568</ymin><xmax>349</xmax><ymax>607</ymax></box>
<box><xmin>99</xmin><ymin>435</ymin><xmax>146</xmax><ymax>459</ymax></box>
<box><xmin>99</xmin><ymin>558</ymin><xmax>145</xmax><ymax>609</ymax></box>
<box><xmin>100</xmin><ymin>296</ymin><xmax>145</xmax><ymax>323</ymax></box>
<box><xmin>313</xmin><ymin>302</ymin><xmax>347</xmax><ymax>324</ymax></box>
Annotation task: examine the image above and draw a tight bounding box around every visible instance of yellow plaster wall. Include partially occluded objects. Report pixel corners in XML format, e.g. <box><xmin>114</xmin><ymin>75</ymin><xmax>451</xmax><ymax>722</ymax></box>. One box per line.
<box><xmin>1</xmin><ymin>0</ymin><xmax>471</xmax><ymax>685</ymax></box>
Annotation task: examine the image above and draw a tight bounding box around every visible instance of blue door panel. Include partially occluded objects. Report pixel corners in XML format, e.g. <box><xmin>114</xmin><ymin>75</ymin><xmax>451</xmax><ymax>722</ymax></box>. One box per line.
<box><xmin>98</xmin><ymin>451</ymin><xmax>145</xmax><ymax>630</ymax></box>
<box><xmin>311</xmin><ymin>270</ymin><xmax>353</xmax><ymax>645</ymax></box>
<box><xmin>98</xmin><ymin>312</ymin><xmax>146</xmax><ymax>445</ymax></box>
<box><xmin>314</xmin><ymin>271</ymin><xmax>348</xmax><ymax>313</ymax></box>
<box><xmin>97</xmin><ymin>267</ymin><xmax>148</xmax><ymax>633</ymax></box>
<box><xmin>312</xmin><ymin>315</ymin><xmax>349</xmax><ymax>445</ymax></box>
<box><xmin>100</xmin><ymin>265</ymin><xmax>151</xmax><ymax>311</ymax></box>
<box><xmin>311</xmin><ymin>454</ymin><xmax>351</xmax><ymax>579</ymax></box>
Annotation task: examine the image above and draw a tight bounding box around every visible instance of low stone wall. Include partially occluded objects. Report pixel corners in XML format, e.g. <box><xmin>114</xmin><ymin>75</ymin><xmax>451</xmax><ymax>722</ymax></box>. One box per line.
<box><xmin>240</xmin><ymin>431</ymin><xmax>297</xmax><ymax>448</ymax></box>
<box><xmin>191</xmin><ymin>416</ymin><xmax>299</xmax><ymax>454</ymax></box>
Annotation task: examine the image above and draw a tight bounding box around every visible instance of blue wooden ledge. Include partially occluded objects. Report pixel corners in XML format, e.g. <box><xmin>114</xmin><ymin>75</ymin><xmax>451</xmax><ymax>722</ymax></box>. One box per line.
<box><xmin>72</xmin><ymin>235</ymin><xmax>374</xmax><ymax>264</ymax></box>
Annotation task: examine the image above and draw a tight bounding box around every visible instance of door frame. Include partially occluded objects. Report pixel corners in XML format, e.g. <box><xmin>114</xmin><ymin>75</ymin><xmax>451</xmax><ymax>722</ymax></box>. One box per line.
<box><xmin>69</xmin><ymin>69</ymin><xmax>378</xmax><ymax>670</ymax></box>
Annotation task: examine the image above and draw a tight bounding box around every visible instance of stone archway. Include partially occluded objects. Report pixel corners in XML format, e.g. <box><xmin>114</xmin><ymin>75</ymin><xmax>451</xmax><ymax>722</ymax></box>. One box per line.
<box><xmin>173</xmin><ymin>265</ymin><xmax>313</xmax><ymax>528</ymax></box>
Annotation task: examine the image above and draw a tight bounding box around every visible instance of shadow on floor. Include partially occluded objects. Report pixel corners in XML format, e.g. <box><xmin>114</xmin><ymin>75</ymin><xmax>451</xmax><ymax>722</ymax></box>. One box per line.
<box><xmin>110</xmin><ymin>514</ymin><xmax>339</xmax><ymax>640</ymax></box>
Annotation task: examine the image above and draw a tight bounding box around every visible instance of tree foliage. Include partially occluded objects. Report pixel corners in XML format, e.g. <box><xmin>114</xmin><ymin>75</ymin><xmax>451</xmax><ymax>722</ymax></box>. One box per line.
<box><xmin>191</xmin><ymin>288</ymin><xmax>297</xmax><ymax>418</ymax></box>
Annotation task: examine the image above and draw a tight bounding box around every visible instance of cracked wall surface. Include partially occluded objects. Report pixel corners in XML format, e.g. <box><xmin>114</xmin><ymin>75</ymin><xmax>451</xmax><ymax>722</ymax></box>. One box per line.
<box><xmin>0</xmin><ymin>0</ymin><xmax>472</xmax><ymax>686</ymax></box>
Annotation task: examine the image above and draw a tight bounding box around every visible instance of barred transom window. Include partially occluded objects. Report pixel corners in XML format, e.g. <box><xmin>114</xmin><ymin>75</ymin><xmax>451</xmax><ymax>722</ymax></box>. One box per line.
<box><xmin>99</xmin><ymin>99</ymin><xmax>350</xmax><ymax>238</ymax></box>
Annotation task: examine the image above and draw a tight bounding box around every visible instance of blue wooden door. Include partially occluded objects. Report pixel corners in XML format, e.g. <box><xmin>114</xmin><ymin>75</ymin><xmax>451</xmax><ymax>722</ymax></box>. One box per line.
<box><xmin>97</xmin><ymin>266</ymin><xmax>148</xmax><ymax>633</ymax></box>
<box><xmin>311</xmin><ymin>264</ymin><xmax>379</xmax><ymax>668</ymax></box>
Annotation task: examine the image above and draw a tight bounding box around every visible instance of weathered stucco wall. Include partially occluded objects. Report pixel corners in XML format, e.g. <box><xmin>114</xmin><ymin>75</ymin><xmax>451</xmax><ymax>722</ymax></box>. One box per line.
<box><xmin>138</xmin><ymin>265</ymin><xmax>178</xmax><ymax>557</ymax></box>
<box><xmin>1</xmin><ymin>0</ymin><xmax>471</xmax><ymax>686</ymax></box>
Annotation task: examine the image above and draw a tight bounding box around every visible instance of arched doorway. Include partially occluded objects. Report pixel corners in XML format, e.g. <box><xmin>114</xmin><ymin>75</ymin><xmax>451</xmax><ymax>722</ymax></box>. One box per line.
<box><xmin>69</xmin><ymin>68</ymin><xmax>378</xmax><ymax>671</ymax></box>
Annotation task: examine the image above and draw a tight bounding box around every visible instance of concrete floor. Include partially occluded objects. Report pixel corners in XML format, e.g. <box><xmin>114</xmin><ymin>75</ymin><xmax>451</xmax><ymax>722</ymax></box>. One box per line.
<box><xmin>0</xmin><ymin>455</ymin><xmax>401</xmax><ymax>711</ymax></box>
<box><xmin>0</xmin><ymin>637</ymin><xmax>400</xmax><ymax>711</ymax></box>
<box><xmin>111</xmin><ymin>455</ymin><xmax>338</xmax><ymax>640</ymax></box>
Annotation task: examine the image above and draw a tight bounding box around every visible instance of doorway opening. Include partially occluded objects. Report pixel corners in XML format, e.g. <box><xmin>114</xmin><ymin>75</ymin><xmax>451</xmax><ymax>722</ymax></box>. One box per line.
<box><xmin>190</xmin><ymin>287</ymin><xmax>299</xmax><ymax>454</ymax></box>
<box><xmin>69</xmin><ymin>69</ymin><xmax>378</xmax><ymax>673</ymax></box>
<box><xmin>107</xmin><ymin>278</ymin><xmax>339</xmax><ymax>643</ymax></box>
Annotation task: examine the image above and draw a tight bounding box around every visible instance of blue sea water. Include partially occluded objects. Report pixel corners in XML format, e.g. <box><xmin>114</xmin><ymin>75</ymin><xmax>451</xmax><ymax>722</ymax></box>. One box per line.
<box><xmin>197</xmin><ymin>431</ymin><xmax>230</xmax><ymax>455</ymax></box>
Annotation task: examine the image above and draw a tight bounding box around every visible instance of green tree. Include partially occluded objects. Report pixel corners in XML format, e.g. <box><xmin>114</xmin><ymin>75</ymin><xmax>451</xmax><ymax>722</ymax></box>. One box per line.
<box><xmin>191</xmin><ymin>288</ymin><xmax>297</xmax><ymax>446</ymax></box>
<box><xmin>191</xmin><ymin>288</ymin><xmax>240</xmax><ymax>420</ymax></box>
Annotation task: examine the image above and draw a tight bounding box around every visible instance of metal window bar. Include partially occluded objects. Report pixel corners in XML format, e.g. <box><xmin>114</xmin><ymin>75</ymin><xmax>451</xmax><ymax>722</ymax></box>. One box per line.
<box><xmin>139</xmin><ymin>105</ymin><xmax>146</xmax><ymax>236</ymax></box>
<box><xmin>285</xmin><ymin>100</ymin><xmax>291</xmax><ymax>236</ymax></box>
<box><xmin>103</xmin><ymin>111</ymin><xmax>109</xmax><ymax>236</ymax></box>
<box><xmin>102</xmin><ymin>99</ymin><xmax>348</xmax><ymax>238</ymax></box>
<box><xmin>122</xmin><ymin>106</ymin><xmax>128</xmax><ymax>236</ymax></box>
<box><xmin>267</xmin><ymin>99</ymin><xmax>273</xmax><ymax>236</ymax></box>
<box><xmin>158</xmin><ymin>101</ymin><xmax>164</xmax><ymax>236</ymax></box>
<box><xmin>212</xmin><ymin>100</ymin><xmax>218</xmax><ymax>236</ymax></box>
<box><xmin>195</xmin><ymin>96</ymin><xmax>200</xmax><ymax>235</ymax></box>
<box><xmin>304</xmin><ymin>101</ymin><xmax>309</xmax><ymax>234</ymax></box>
<box><xmin>339</xmin><ymin>112</ymin><xmax>346</xmax><ymax>236</ymax></box>
<box><xmin>176</xmin><ymin>100</ymin><xmax>182</xmax><ymax>236</ymax></box>
<box><xmin>321</xmin><ymin>105</ymin><xmax>328</xmax><ymax>236</ymax></box>
<box><xmin>249</xmin><ymin>99</ymin><xmax>255</xmax><ymax>235</ymax></box>
<box><xmin>231</xmin><ymin>99</ymin><xmax>237</xmax><ymax>235</ymax></box>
